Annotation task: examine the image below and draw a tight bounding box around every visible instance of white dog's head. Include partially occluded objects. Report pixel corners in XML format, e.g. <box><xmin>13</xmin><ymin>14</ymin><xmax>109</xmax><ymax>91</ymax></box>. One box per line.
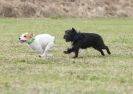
<box><xmin>19</xmin><ymin>33</ymin><xmax>33</xmax><ymax>43</ymax></box>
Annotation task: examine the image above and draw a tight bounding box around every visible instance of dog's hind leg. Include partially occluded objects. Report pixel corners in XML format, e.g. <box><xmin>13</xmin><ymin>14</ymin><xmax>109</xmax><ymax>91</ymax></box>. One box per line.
<box><xmin>41</xmin><ymin>42</ymin><xmax>54</xmax><ymax>57</ymax></box>
<box><xmin>96</xmin><ymin>40</ymin><xmax>111</xmax><ymax>55</ymax></box>
<box><xmin>102</xmin><ymin>46</ymin><xmax>111</xmax><ymax>55</ymax></box>
<box><xmin>93</xmin><ymin>47</ymin><xmax>105</xmax><ymax>56</ymax></box>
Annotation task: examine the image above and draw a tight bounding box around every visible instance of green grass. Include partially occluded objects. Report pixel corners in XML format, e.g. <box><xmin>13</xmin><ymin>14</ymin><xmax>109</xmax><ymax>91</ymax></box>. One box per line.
<box><xmin>0</xmin><ymin>18</ymin><xmax>133</xmax><ymax>94</ymax></box>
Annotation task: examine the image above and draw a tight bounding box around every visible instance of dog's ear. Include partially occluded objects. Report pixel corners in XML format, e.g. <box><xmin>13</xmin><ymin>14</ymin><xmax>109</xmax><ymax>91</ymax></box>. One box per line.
<box><xmin>72</xmin><ymin>28</ymin><xmax>76</xmax><ymax>31</ymax></box>
<box><xmin>72</xmin><ymin>28</ymin><xmax>77</xmax><ymax>33</ymax></box>
<box><xmin>28</xmin><ymin>33</ymin><xmax>33</xmax><ymax>38</ymax></box>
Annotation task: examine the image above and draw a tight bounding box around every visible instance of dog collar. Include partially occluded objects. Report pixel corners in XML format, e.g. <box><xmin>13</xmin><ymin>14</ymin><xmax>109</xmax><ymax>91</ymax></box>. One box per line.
<box><xmin>73</xmin><ymin>34</ymin><xmax>80</xmax><ymax>41</ymax></box>
<box><xmin>27</xmin><ymin>38</ymin><xmax>35</xmax><ymax>45</ymax></box>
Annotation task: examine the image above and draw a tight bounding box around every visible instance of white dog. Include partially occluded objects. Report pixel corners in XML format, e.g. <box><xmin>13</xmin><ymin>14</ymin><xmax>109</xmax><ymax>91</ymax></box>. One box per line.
<box><xmin>19</xmin><ymin>32</ymin><xmax>55</xmax><ymax>58</ymax></box>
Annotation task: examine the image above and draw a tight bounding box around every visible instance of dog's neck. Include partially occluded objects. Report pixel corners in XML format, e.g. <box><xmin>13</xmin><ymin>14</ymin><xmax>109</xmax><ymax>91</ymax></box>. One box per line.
<box><xmin>27</xmin><ymin>37</ymin><xmax>35</xmax><ymax>45</ymax></box>
<box><xmin>73</xmin><ymin>33</ymin><xmax>80</xmax><ymax>41</ymax></box>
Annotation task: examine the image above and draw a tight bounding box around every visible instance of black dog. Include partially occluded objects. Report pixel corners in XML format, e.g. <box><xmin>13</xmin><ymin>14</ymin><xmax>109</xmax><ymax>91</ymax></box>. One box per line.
<box><xmin>63</xmin><ymin>28</ymin><xmax>111</xmax><ymax>58</ymax></box>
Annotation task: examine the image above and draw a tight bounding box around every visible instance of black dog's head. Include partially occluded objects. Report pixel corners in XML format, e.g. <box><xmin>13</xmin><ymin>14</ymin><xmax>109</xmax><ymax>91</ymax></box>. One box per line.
<box><xmin>64</xmin><ymin>28</ymin><xmax>78</xmax><ymax>42</ymax></box>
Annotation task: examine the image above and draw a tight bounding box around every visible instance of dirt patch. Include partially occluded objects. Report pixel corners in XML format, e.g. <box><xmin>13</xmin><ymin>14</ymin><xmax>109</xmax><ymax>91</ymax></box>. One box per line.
<box><xmin>0</xmin><ymin>0</ymin><xmax>133</xmax><ymax>17</ymax></box>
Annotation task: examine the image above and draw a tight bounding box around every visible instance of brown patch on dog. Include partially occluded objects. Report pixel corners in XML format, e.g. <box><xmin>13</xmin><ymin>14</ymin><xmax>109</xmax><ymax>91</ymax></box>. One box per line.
<box><xmin>24</xmin><ymin>33</ymin><xmax>33</xmax><ymax>40</ymax></box>
<box><xmin>28</xmin><ymin>33</ymin><xmax>33</xmax><ymax>38</ymax></box>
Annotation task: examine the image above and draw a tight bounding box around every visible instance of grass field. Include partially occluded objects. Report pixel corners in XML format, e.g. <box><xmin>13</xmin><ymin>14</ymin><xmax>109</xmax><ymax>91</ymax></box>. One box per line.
<box><xmin>0</xmin><ymin>18</ymin><xmax>133</xmax><ymax>94</ymax></box>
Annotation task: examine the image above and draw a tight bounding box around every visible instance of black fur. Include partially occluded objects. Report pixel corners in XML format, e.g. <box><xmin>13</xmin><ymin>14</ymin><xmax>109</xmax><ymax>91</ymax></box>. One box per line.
<box><xmin>63</xmin><ymin>28</ymin><xmax>111</xmax><ymax>58</ymax></box>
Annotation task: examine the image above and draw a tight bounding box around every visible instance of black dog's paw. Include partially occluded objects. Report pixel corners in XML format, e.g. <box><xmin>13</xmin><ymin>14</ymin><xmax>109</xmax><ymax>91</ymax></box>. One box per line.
<box><xmin>108</xmin><ymin>52</ymin><xmax>111</xmax><ymax>55</ymax></box>
<box><xmin>64</xmin><ymin>51</ymin><xmax>69</xmax><ymax>54</ymax></box>
<box><xmin>72</xmin><ymin>56</ymin><xmax>77</xmax><ymax>58</ymax></box>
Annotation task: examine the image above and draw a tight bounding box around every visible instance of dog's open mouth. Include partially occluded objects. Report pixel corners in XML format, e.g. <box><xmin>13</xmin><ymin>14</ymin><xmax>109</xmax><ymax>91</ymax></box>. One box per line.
<box><xmin>19</xmin><ymin>40</ymin><xmax>26</xmax><ymax>43</ymax></box>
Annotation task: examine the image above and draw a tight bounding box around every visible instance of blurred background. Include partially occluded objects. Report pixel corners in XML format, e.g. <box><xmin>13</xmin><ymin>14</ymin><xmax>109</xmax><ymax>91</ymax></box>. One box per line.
<box><xmin>0</xmin><ymin>0</ymin><xmax>133</xmax><ymax>18</ymax></box>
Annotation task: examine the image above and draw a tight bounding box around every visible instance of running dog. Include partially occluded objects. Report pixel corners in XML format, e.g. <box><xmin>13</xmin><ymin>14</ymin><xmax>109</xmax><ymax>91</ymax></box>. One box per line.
<box><xmin>63</xmin><ymin>28</ymin><xmax>111</xmax><ymax>58</ymax></box>
<box><xmin>19</xmin><ymin>33</ymin><xmax>55</xmax><ymax>58</ymax></box>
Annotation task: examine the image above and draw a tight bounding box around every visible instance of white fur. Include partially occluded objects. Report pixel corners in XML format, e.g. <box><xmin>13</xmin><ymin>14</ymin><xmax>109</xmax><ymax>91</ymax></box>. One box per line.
<box><xmin>19</xmin><ymin>33</ymin><xmax>55</xmax><ymax>58</ymax></box>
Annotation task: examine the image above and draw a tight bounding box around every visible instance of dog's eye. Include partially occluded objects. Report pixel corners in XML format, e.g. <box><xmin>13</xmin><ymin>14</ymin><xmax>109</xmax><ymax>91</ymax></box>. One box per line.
<box><xmin>24</xmin><ymin>35</ymin><xmax>26</xmax><ymax>37</ymax></box>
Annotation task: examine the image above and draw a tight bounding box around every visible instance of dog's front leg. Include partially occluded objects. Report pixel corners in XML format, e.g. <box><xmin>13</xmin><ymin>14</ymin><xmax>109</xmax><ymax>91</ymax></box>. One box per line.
<box><xmin>64</xmin><ymin>48</ymin><xmax>74</xmax><ymax>54</ymax></box>
<box><xmin>37</xmin><ymin>47</ymin><xmax>47</xmax><ymax>58</ymax></box>
<box><xmin>64</xmin><ymin>47</ymin><xmax>79</xmax><ymax>58</ymax></box>
<box><xmin>39</xmin><ymin>51</ymin><xmax>47</xmax><ymax>58</ymax></box>
<box><xmin>73</xmin><ymin>48</ymin><xmax>79</xmax><ymax>58</ymax></box>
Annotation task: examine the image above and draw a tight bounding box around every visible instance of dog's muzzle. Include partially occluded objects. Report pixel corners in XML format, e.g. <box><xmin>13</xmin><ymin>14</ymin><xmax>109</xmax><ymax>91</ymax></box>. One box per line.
<box><xmin>64</xmin><ymin>35</ymin><xmax>69</xmax><ymax>42</ymax></box>
<box><xmin>19</xmin><ymin>38</ymin><xmax>26</xmax><ymax>43</ymax></box>
<box><xmin>63</xmin><ymin>35</ymin><xmax>66</xmax><ymax>39</ymax></box>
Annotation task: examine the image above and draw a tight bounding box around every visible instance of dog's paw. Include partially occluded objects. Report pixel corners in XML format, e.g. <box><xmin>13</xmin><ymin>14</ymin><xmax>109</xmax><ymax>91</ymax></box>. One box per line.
<box><xmin>39</xmin><ymin>55</ymin><xmax>41</xmax><ymax>58</ymax></box>
<box><xmin>64</xmin><ymin>51</ymin><xmax>68</xmax><ymax>54</ymax></box>
<box><xmin>72</xmin><ymin>56</ymin><xmax>77</xmax><ymax>58</ymax></box>
<box><xmin>39</xmin><ymin>55</ymin><xmax>47</xmax><ymax>59</ymax></box>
